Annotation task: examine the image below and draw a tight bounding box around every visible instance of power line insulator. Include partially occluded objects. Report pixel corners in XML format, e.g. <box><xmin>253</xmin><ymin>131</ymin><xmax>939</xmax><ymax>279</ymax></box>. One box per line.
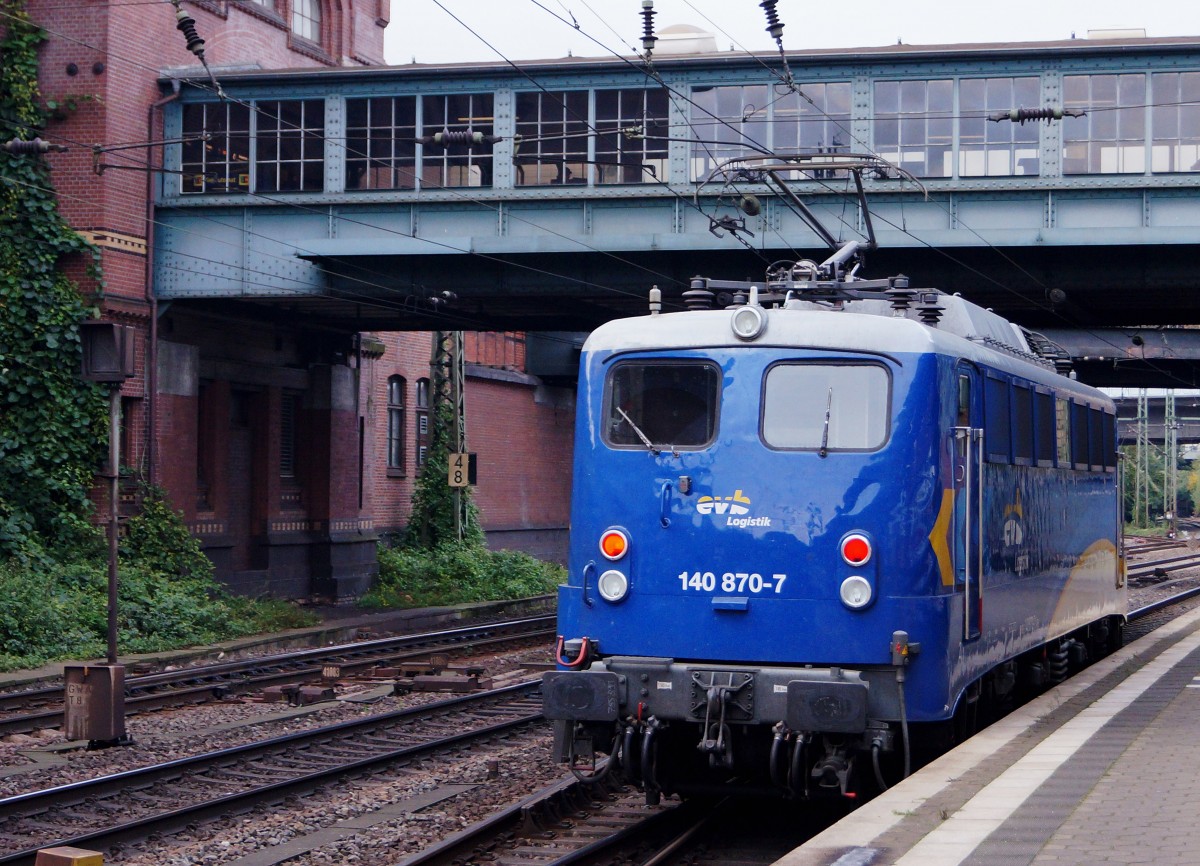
<box><xmin>988</xmin><ymin>106</ymin><xmax>1086</xmax><ymax>124</ymax></box>
<box><xmin>3</xmin><ymin>137</ymin><xmax>67</xmax><ymax>154</ymax></box>
<box><xmin>175</xmin><ymin>7</ymin><xmax>206</xmax><ymax>58</ymax></box>
<box><xmin>430</xmin><ymin>130</ymin><xmax>486</xmax><ymax>146</ymax></box>
<box><xmin>641</xmin><ymin>0</ymin><xmax>657</xmax><ymax>54</ymax></box>
<box><xmin>760</xmin><ymin>0</ymin><xmax>785</xmax><ymax>42</ymax></box>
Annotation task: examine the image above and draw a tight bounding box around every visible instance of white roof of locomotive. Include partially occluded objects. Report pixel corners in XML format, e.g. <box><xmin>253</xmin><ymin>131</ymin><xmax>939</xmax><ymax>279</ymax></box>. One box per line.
<box><xmin>584</xmin><ymin>294</ymin><xmax>1109</xmax><ymax>403</ymax></box>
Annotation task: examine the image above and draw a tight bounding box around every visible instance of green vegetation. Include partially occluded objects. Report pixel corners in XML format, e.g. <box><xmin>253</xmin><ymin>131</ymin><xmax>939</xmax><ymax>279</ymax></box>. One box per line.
<box><xmin>379</xmin><ymin>333</ymin><xmax>564</xmax><ymax>610</ymax></box>
<box><xmin>0</xmin><ymin>10</ymin><xmax>315</xmax><ymax>673</ymax></box>
<box><xmin>0</xmin><ymin>1</ymin><xmax>108</xmax><ymax>561</ymax></box>
<box><xmin>364</xmin><ymin>542</ymin><xmax>563</xmax><ymax>609</ymax></box>
<box><xmin>0</xmin><ymin>487</ymin><xmax>314</xmax><ymax>673</ymax></box>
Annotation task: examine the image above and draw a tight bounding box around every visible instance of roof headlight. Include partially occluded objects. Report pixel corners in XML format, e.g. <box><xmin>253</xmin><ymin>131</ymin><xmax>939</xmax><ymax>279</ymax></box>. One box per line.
<box><xmin>839</xmin><ymin>575</ymin><xmax>873</xmax><ymax>610</ymax></box>
<box><xmin>597</xmin><ymin>569</ymin><xmax>629</xmax><ymax>603</ymax></box>
<box><xmin>731</xmin><ymin>305</ymin><xmax>766</xmax><ymax>341</ymax></box>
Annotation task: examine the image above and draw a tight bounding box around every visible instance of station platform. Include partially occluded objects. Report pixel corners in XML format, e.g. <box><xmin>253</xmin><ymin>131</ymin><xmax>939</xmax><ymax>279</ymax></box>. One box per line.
<box><xmin>779</xmin><ymin>605</ymin><xmax>1200</xmax><ymax>866</ymax></box>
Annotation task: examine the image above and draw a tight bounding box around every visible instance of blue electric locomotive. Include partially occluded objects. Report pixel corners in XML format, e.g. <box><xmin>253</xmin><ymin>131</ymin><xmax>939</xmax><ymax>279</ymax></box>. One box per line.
<box><xmin>542</xmin><ymin>254</ymin><xmax>1125</xmax><ymax>802</ymax></box>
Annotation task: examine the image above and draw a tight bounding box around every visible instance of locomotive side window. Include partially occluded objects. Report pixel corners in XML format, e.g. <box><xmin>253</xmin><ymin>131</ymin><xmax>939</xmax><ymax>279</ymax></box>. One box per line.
<box><xmin>984</xmin><ymin>376</ymin><xmax>1011</xmax><ymax>463</ymax></box>
<box><xmin>761</xmin><ymin>363</ymin><xmax>890</xmax><ymax>451</ymax></box>
<box><xmin>1012</xmin><ymin>384</ymin><xmax>1034</xmax><ymax>465</ymax></box>
<box><xmin>1035</xmin><ymin>391</ymin><xmax>1055</xmax><ymax>467</ymax></box>
<box><xmin>605</xmin><ymin>362</ymin><xmax>719</xmax><ymax>449</ymax></box>
<box><xmin>1088</xmin><ymin>407</ymin><xmax>1105</xmax><ymax>471</ymax></box>
<box><xmin>1071</xmin><ymin>402</ymin><xmax>1090</xmax><ymax>470</ymax></box>
<box><xmin>1102</xmin><ymin>410</ymin><xmax>1117</xmax><ymax>470</ymax></box>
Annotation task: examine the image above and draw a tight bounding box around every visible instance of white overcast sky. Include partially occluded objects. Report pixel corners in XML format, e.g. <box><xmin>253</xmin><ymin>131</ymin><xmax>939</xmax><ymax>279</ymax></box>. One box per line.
<box><xmin>384</xmin><ymin>1</ymin><xmax>1195</xmax><ymax>66</ymax></box>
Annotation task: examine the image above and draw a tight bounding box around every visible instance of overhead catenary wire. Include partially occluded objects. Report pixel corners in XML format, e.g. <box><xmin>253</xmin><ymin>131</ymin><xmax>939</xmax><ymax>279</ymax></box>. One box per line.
<box><xmin>5</xmin><ymin>4</ymin><xmax>1197</xmax><ymax>386</ymax></box>
<box><xmin>0</xmin><ymin>5</ymin><xmax>693</xmax><ymax>302</ymax></box>
<box><xmin>519</xmin><ymin>0</ymin><xmax>1200</xmax><ymax>387</ymax></box>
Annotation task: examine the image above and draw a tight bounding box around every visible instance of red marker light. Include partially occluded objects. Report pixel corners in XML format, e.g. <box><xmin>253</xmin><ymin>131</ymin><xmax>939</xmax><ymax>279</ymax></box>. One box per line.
<box><xmin>841</xmin><ymin>533</ymin><xmax>872</xmax><ymax>566</ymax></box>
<box><xmin>600</xmin><ymin>529</ymin><xmax>629</xmax><ymax>561</ymax></box>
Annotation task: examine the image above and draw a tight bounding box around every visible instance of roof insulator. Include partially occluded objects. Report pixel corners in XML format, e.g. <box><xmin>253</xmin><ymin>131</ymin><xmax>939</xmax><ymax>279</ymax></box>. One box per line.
<box><xmin>682</xmin><ymin>289</ymin><xmax>715</xmax><ymax>310</ymax></box>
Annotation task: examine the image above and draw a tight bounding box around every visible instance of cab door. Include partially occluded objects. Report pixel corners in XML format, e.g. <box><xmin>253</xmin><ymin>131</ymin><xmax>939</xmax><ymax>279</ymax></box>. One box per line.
<box><xmin>953</xmin><ymin>365</ymin><xmax>983</xmax><ymax>641</ymax></box>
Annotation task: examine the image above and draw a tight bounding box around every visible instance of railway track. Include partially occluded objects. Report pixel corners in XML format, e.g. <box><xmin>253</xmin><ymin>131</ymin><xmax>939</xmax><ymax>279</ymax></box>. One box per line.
<box><xmin>0</xmin><ymin>682</ymin><xmax>544</xmax><ymax>866</ymax></box>
<box><xmin>0</xmin><ymin>614</ymin><xmax>556</xmax><ymax>738</ymax></box>
<box><xmin>5</xmin><ymin>570</ymin><xmax>1199</xmax><ymax>866</ymax></box>
<box><xmin>391</xmin><ymin>583</ymin><xmax>1200</xmax><ymax>866</ymax></box>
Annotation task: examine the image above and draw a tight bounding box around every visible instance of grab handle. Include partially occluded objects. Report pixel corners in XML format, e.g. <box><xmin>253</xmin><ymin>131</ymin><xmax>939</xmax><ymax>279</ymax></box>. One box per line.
<box><xmin>660</xmin><ymin>482</ymin><xmax>672</xmax><ymax>528</ymax></box>
<box><xmin>582</xmin><ymin>560</ymin><xmax>596</xmax><ymax>607</ymax></box>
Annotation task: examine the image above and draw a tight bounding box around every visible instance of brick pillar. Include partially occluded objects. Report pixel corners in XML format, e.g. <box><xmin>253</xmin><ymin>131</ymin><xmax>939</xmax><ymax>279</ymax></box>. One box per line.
<box><xmin>305</xmin><ymin>364</ymin><xmax>377</xmax><ymax>600</ymax></box>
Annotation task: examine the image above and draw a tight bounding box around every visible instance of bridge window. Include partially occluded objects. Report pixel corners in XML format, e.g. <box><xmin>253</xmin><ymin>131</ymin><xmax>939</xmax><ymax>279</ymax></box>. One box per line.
<box><xmin>346</xmin><ymin>96</ymin><xmax>417</xmax><ymax>190</ymax></box>
<box><xmin>422</xmin><ymin>93</ymin><xmax>494</xmax><ymax>188</ymax></box>
<box><xmin>1063</xmin><ymin>74</ymin><xmax>1146</xmax><ymax>174</ymax></box>
<box><xmin>514</xmin><ymin>91</ymin><xmax>589</xmax><ymax>185</ymax></box>
<box><xmin>959</xmin><ymin>77</ymin><xmax>1040</xmax><ymax>176</ymax></box>
<box><xmin>762</xmin><ymin>362</ymin><xmax>890</xmax><ymax>451</ymax></box>
<box><xmin>1151</xmin><ymin>72</ymin><xmax>1200</xmax><ymax>173</ymax></box>
<box><xmin>256</xmin><ymin>100</ymin><xmax>325</xmax><ymax>192</ymax></box>
<box><xmin>689</xmin><ymin>82</ymin><xmax>851</xmax><ymax>180</ymax></box>
<box><xmin>595</xmin><ymin>89</ymin><xmax>668</xmax><ymax>184</ymax></box>
<box><xmin>874</xmin><ymin>79</ymin><xmax>953</xmax><ymax>178</ymax></box>
<box><xmin>181</xmin><ymin>102</ymin><xmax>250</xmax><ymax>194</ymax></box>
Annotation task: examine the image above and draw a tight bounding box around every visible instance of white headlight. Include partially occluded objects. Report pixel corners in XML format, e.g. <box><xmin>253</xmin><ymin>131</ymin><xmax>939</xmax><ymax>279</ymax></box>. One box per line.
<box><xmin>839</xmin><ymin>575</ymin><xmax>873</xmax><ymax>609</ymax></box>
<box><xmin>731</xmin><ymin>305</ymin><xmax>766</xmax><ymax>340</ymax></box>
<box><xmin>597</xmin><ymin>569</ymin><xmax>629</xmax><ymax>603</ymax></box>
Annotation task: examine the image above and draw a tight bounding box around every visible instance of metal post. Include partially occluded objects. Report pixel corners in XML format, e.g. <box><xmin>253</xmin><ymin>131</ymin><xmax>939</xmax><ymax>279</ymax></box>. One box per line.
<box><xmin>107</xmin><ymin>386</ymin><xmax>120</xmax><ymax>665</ymax></box>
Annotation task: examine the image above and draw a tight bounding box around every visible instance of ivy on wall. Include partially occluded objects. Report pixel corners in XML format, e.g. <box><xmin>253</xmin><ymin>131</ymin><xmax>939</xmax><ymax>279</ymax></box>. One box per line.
<box><xmin>0</xmin><ymin>0</ymin><xmax>108</xmax><ymax>559</ymax></box>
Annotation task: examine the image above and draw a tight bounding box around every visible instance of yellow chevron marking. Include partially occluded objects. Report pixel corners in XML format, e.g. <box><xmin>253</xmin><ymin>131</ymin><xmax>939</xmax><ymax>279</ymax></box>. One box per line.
<box><xmin>930</xmin><ymin>488</ymin><xmax>955</xmax><ymax>587</ymax></box>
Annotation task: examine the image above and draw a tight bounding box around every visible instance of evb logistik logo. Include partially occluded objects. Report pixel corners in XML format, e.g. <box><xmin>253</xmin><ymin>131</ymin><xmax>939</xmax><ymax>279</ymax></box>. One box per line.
<box><xmin>696</xmin><ymin>489</ymin><xmax>770</xmax><ymax>528</ymax></box>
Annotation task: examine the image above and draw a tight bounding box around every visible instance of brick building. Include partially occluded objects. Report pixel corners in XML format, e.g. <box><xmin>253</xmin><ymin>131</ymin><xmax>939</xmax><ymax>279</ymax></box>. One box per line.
<box><xmin>22</xmin><ymin>0</ymin><xmax>574</xmax><ymax>599</ymax></box>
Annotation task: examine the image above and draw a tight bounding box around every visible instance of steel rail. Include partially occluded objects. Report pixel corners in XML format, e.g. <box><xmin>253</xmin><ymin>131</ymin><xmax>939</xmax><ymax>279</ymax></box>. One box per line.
<box><xmin>0</xmin><ymin>681</ymin><xmax>544</xmax><ymax>866</ymax></box>
<box><xmin>0</xmin><ymin>614</ymin><xmax>555</xmax><ymax>737</ymax></box>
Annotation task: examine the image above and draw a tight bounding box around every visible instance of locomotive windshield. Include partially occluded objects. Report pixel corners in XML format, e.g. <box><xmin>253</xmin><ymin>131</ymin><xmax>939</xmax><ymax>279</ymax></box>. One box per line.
<box><xmin>762</xmin><ymin>362</ymin><xmax>890</xmax><ymax>450</ymax></box>
<box><xmin>605</xmin><ymin>361</ymin><xmax>719</xmax><ymax>449</ymax></box>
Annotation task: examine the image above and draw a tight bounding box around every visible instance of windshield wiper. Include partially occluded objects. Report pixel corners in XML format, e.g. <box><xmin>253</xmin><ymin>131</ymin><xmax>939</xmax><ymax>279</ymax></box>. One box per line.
<box><xmin>818</xmin><ymin>387</ymin><xmax>833</xmax><ymax>458</ymax></box>
<box><xmin>616</xmin><ymin>406</ymin><xmax>660</xmax><ymax>454</ymax></box>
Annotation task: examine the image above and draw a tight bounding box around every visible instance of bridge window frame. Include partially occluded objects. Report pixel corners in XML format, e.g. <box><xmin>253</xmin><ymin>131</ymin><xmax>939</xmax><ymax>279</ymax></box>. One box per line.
<box><xmin>1151</xmin><ymin>71</ymin><xmax>1200</xmax><ymax>173</ymax></box>
<box><xmin>873</xmin><ymin>78</ymin><xmax>954</xmax><ymax>179</ymax></box>
<box><xmin>593</xmin><ymin>87</ymin><xmax>669</xmax><ymax>185</ymax></box>
<box><xmin>181</xmin><ymin>101</ymin><xmax>251</xmax><ymax>195</ymax></box>
<box><xmin>513</xmin><ymin>90</ymin><xmax>590</xmax><ymax>186</ymax></box>
<box><xmin>1062</xmin><ymin>73</ymin><xmax>1147</xmax><ymax>175</ymax></box>
<box><xmin>344</xmin><ymin>92</ymin><xmax>494</xmax><ymax>191</ymax></box>
<box><xmin>958</xmin><ymin>76</ymin><xmax>1041</xmax><ymax>177</ymax></box>
<box><xmin>255</xmin><ymin>99</ymin><xmax>326</xmax><ymax>193</ymax></box>
<box><xmin>688</xmin><ymin>81</ymin><xmax>852</xmax><ymax>181</ymax></box>
<box><xmin>346</xmin><ymin>96</ymin><xmax>417</xmax><ymax>191</ymax></box>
